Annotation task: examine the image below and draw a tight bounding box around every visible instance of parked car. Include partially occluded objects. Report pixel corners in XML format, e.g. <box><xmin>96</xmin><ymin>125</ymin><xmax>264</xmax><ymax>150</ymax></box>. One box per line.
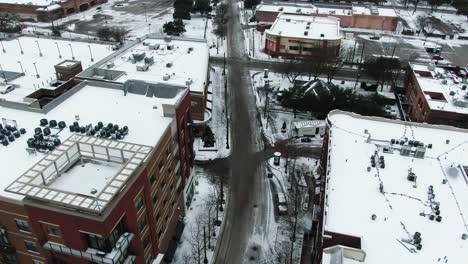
<box><xmin>369</xmin><ymin>35</ymin><xmax>381</xmax><ymax>40</ymax></box>
<box><xmin>432</xmin><ymin>55</ymin><xmax>444</xmax><ymax>61</ymax></box>
<box><xmin>277</xmin><ymin>193</ymin><xmax>288</xmax><ymax>215</ymax></box>
<box><xmin>0</xmin><ymin>85</ymin><xmax>15</xmax><ymax>94</ymax></box>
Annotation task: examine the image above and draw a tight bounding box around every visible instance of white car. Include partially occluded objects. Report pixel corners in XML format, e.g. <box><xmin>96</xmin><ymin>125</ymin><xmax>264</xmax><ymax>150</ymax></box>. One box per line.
<box><xmin>0</xmin><ymin>85</ymin><xmax>15</xmax><ymax>94</ymax></box>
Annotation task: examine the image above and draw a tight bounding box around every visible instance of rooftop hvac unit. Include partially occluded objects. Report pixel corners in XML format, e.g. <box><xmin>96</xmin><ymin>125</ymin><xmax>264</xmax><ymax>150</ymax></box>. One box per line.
<box><xmin>186</xmin><ymin>78</ymin><xmax>193</xmax><ymax>85</ymax></box>
<box><xmin>428</xmin><ymin>64</ymin><xmax>436</xmax><ymax>71</ymax></box>
<box><xmin>400</xmin><ymin>145</ymin><xmax>411</xmax><ymax>156</ymax></box>
<box><xmin>136</xmin><ymin>64</ymin><xmax>150</xmax><ymax>72</ymax></box>
<box><xmin>453</xmin><ymin>100</ymin><xmax>468</xmax><ymax>108</ymax></box>
<box><xmin>278</xmin><ymin>7</ymin><xmax>284</xmax><ymax>11</ymax></box>
<box><xmin>144</xmin><ymin>56</ymin><xmax>154</xmax><ymax>65</ymax></box>
<box><xmin>407</xmin><ymin>172</ymin><xmax>417</xmax><ymax>182</ymax></box>
<box><xmin>132</xmin><ymin>51</ymin><xmax>146</xmax><ymax>62</ymax></box>
<box><xmin>441</xmin><ymin>79</ymin><xmax>448</xmax><ymax>85</ymax></box>
<box><xmin>296</xmin><ymin>8</ymin><xmax>301</xmax><ymax>12</ymax></box>
<box><xmin>149</xmin><ymin>44</ymin><xmax>160</xmax><ymax>50</ymax></box>
<box><xmin>163</xmin><ymin>74</ymin><xmax>171</xmax><ymax>81</ymax></box>
<box><xmin>106</xmin><ymin>62</ymin><xmax>115</xmax><ymax>68</ymax></box>
<box><xmin>414</xmin><ymin>147</ymin><xmax>426</xmax><ymax>158</ymax></box>
<box><xmin>304</xmin><ymin>31</ymin><xmax>309</xmax><ymax>36</ymax></box>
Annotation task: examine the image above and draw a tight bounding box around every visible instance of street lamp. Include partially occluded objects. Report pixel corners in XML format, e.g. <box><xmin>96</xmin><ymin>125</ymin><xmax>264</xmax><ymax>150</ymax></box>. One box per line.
<box><xmin>68</xmin><ymin>44</ymin><xmax>75</xmax><ymax>60</ymax></box>
<box><xmin>0</xmin><ymin>39</ymin><xmax>5</xmax><ymax>53</ymax></box>
<box><xmin>55</xmin><ymin>42</ymin><xmax>62</xmax><ymax>59</ymax></box>
<box><xmin>16</xmin><ymin>39</ymin><xmax>24</xmax><ymax>54</ymax></box>
<box><xmin>142</xmin><ymin>3</ymin><xmax>147</xmax><ymax>22</ymax></box>
<box><xmin>17</xmin><ymin>61</ymin><xmax>24</xmax><ymax>73</ymax></box>
<box><xmin>32</xmin><ymin>62</ymin><xmax>40</xmax><ymax>78</ymax></box>
<box><xmin>88</xmin><ymin>45</ymin><xmax>94</xmax><ymax>62</ymax></box>
<box><xmin>35</xmin><ymin>40</ymin><xmax>43</xmax><ymax>57</ymax></box>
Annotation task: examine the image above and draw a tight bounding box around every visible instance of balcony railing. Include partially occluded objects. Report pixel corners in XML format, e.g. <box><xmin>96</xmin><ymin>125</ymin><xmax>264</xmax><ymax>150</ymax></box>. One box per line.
<box><xmin>43</xmin><ymin>232</ymin><xmax>135</xmax><ymax>264</ymax></box>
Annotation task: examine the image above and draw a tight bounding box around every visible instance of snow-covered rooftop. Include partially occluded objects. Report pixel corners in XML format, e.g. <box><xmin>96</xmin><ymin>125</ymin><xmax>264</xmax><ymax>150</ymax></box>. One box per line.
<box><xmin>410</xmin><ymin>63</ymin><xmax>468</xmax><ymax>115</ymax></box>
<box><xmin>0</xmin><ymin>36</ymin><xmax>114</xmax><ymax>103</ymax></box>
<box><xmin>266</xmin><ymin>14</ymin><xmax>341</xmax><ymax>40</ymax></box>
<box><xmin>256</xmin><ymin>2</ymin><xmax>397</xmax><ymax>18</ymax></box>
<box><xmin>323</xmin><ymin>111</ymin><xmax>468</xmax><ymax>264</ymax></box>
<box><xmin>256</xmin><ymin>2</ymin><xmax>317</xmax><ymax>15</ymax></box>
<box><xmin>82</xmin><ymin>36</ymin><xmax>209</xmax><ymax>94</ymax></box>
<box><xmin>0</xmin><ymin>0</ymin><xmax>64</xmax><ymax>7</ymax></box>
<box><xmin>0</xmin><ymin>82</ymin><xmax>183</xmax><ymax>206</ymax></box>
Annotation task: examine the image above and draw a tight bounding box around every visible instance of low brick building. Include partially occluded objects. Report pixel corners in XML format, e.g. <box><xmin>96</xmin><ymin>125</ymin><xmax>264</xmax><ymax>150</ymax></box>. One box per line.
<box><xmin>255</xmin><ymin>2</ymin><xmax>398</xmax><ymax>32</ymax></box>
<box><xmin>405</xmin><ymin>63</ymin><xmax>468</xmax><ymax>128</ymax></box>
<box><xmin>0</xmin><ymin>0</ymin><xmax>107</xmax><ymax>22</ymax></box>
<box><xmin>264</xmin><ymin>14</ymin><xmax>341</xmax><ymax>58</ymax></box>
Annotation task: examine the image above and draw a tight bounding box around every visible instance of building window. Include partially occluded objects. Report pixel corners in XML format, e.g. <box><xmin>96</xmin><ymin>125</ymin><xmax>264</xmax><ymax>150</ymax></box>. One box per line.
<box><xmin>0</xmin><ymin>225</ymin><xmax>10</xmax><ymax>244</ymax></box>
<box><xmin>289</xmin><ymin>46</ymin><xmax>299</xmax><ymax>51</ymax></box>
<box><xmin>143</xmin><ymin>237</ymin><xmax>151</xmax><ymax>250</ymax></box>
<box><xmin>15</xmin><ymin>219</ymin><xmax>31</xmax><ymax>233</ymax></box>
<box><xmin>87</xmin><ymin>234</ymin><xmax>107</xmax><ymax>252</ymax></box>
<box><xmin>152</xmin><ymin>193</ymin><xmax>158</xmax><ymax>205</ymax></box>
<box><xmin>150</xmin><ymin>175</ymin><xmax>156</xmax><ymax>186</ymax></box>
<box><xmin>158</xmin><ymin>230</ymin><xmax>163</xmax><ymax>239</ymax></box>
<box><xmin>139</xmin><ymin>216</ymin><xmax>148</xmax><ymax>233</ymax></box>
<box><xmin>158</xmin><ymin>160</ymin><xmax>165</xmax><ymax>172</ymax></box>
<box><xmin>155</xmin><ymin>212</ymin><xmax>161</xmax><ymax>223</ymax></box>
<box><xmin>135</xmin><ymin>196</ymin><xmax>144</xmax><ymax>213</ymax></box>
<box><xmin>4</xmin><ymin>254</ymin><xmax>17</xmax><ymax>264</ymax></box>
<box><xmin>25</xmin><ymin>241</ymin><xmax>39</xmax><ymax>253</ymax></box>
<box><xmin>47</xmin><ymin>226</ymin><xmax>62</xmax><ymax>237</ymax></box>
<box><xmin>303</xmin><ymin>47</ymin><xmax>314</xmax><ymax>52</ymax></box>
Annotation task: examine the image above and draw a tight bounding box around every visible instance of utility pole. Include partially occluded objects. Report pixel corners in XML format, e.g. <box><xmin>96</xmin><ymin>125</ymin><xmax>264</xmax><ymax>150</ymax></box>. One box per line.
<box><xmin>252</xmin><ymin>28</ymin><xmax>255</xmax><ymax>57</ymax></box>
<box><xmin>225</xmin><ymin>75</ymin><xmax>230</xmax><ymax>149</ymax></box>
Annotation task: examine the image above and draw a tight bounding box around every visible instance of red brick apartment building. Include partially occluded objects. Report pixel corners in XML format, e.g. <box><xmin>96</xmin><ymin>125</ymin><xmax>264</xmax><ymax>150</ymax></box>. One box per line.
<box><xmin>405</xmin><ymin>63</ymin><xmax>468</xmax><ymax>128</ymax></box>
<box><xmin>255</xmin><ymin>2</ymin><xmax>398</xmax><ymax>31</ymax></box>
<box><xmin>0</xmin><ymin>0</ymin><xmax>107</xmax><ymax>22</ymax></box>
<box><xmin>312</xmin><ymin>110</ymin><xmax>468</xmax><ymax>264</ymax></box>
<box><xmin>0</xmin><ymin>35</ymin><xmax>196</xmax><ymax>263</ymax></box>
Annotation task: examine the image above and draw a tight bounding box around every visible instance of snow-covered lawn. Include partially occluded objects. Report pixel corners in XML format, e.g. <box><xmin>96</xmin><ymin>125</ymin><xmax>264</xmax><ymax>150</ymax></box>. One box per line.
<box><xmin>172</xmin><ymin>167</ymin><xmax>227</xmax><ymax>264</ymax></box>
<box><xmin>195</xmin><ymin>66</ymin><xmax>231</xmax><ymax>161</ymax></box>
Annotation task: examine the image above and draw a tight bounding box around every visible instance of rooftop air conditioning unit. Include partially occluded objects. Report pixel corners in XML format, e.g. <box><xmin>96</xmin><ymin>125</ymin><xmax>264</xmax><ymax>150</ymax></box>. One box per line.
<box><xmin>149</xmin><ymin>44</ymin><xmax>160</xmax><ymax>50</ymax></box>
<box><xmin>186</xmin><ymin>78</ymin><xmax>193</xmax><ymax>85</ymax></box>
<box><xmin>414</xmin><ymin>147</ymin><xmax>426</xmax><ymax>158</ymax></box>
<box><xmin>136</xmin><ymin>64</ymin><xmax>150</xmax><ymax>72</ymax></box>
<box><xmin>296</xmin><ymin>8</ymin><xmax>301</xmax><ymax>12</ymax></box>
<box><xmin>278</xmin><ymin>7</ymin><xmax>284</xmax><ymax>11</ymax></box>
<box><xmin>400</xmin><ymin>145</ymin><xmax>411</xmax><ymax>156</ymax></box>
<box><xmin>106</xmin><ymin>62</ymin><xmax>115</xmax><ymax>68</ymax></box>
<box><xmin>163</xmin><ymin>74</ymin><xmax>171</xmax><ymax>81</ymax></box>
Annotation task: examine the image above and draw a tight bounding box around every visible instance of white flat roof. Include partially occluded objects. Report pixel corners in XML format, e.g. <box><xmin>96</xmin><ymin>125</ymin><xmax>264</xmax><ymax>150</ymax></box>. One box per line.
<box><xmin>0</xmin><ymin>83</ymin><xmax>177</xmax><ymax>202</ymax></box>
<box><xmin>94</xmin><ymin>37</ymin><xmax>209</xmax><ymax>94</ymax></box>
<box><xmin>266</xmin><ymin>14</ymin><xmax>341</xmax><ymax>40</ymax></box>
<box><xmin>410</xmin><ymin>63</ymin><xmax>468</xmax><ymax>115</ymax></box>
<box><xmin>257</xmin><ymin>3</ymin><xmax>397</xmax><ymax>17</ymax></box>
<box><xmin>323</xmin><ymin>111</ymin><xmax>468</xmax><ymax>264</ymax></box>
<box><xmin>0</xmin><ymin>0</ymin><xmax>64</xmax><ymax>7</ymax></box>
<box><xmin>257</xmin><ymin>2</ymin><xmax>317</xmax><ymax>14</ymax></box>
<box><xmin>0</xmin><ymin>36</ymin><xmax>114</xmax><ymax>103</ymax></box>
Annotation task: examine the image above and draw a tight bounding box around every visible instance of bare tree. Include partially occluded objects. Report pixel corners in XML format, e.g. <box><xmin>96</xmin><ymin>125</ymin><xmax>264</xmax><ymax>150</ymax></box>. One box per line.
<box><xmin>282</xmin><ymin>59</ymin><xmax>305</xmax><ymax>83</ymax></box>
<box><xmin>304</xmin><ymin>46</ymin><xmax>337</xmax><ymax>80</ymax></box>
<box><xmin>324</xmin><ymin>47</ymin><xmax>352</xmax><ymax>84</ymax></box>
<box><xmin>189</xmin><ymin>215</ymin><xmax>205</xmax><ymax>264</ymax></box>
<box><xmin>412</xmin><ymin>0</ymin><xmax>422</xmax><ymax>14</ymax></box>
<box><xmin>109</xmin><ymin>27</ymin><xmax>130</xmax><ymax>43</ymax></box>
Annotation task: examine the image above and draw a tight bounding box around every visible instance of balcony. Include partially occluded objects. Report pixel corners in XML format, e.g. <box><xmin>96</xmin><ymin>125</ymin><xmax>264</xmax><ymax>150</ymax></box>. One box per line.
<box><xmin>43</xmin><ymin>232</ymin><xmax>135</xmax><ymax>264</ymax></box>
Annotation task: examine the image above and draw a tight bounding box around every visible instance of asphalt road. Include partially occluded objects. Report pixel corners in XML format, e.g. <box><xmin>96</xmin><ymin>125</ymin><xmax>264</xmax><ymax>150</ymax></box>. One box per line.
<box><xmin>212</xmin><ymin>0</ymin><xmax>268</xmax><ymax>263</ymax></box>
